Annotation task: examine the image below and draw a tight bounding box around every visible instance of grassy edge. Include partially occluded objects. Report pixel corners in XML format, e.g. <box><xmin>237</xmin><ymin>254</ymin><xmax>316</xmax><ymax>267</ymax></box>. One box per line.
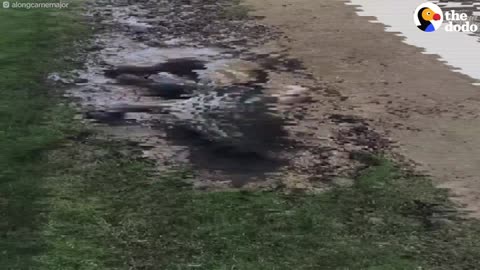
<box><xmin>0</xmin><ymin>1</ymin><xmax>98</xmax><ymax>269</ymax></box>
<box><xmin>38</xmin><ymin>142</ymin><xmax>480</xmax><ymax>269</ymax></box>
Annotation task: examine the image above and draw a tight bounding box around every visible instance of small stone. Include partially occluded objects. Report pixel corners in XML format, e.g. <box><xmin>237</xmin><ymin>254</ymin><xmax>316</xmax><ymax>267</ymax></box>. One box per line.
<box><xmin>368</xmin><ymin>217</ymin><xmax>384</xmax><ymax>225</ymax></box>
<box><xmin>47</xmin><ymin>72</ymin><xmax>72</xmax><ymax>84</ymax></box>
<box><xmin>430</xmin><ymin>217</ymin><xmax>455</xmax><ymax>228</ymax></box>
<box><xmin>74</xmin><ymin>78</ymin><xmax>89</xmax><ymax>84</ymax></box>
<box><xmin>335</xmin><ymin>76</ymin><xmax>345</xmax><ymax>83</ymax></box>
<box><xmin>130</xmin><ymin>25</ymin><xmax>150</xmax><ymax>34</ymax></box>
<box><xmin>331</xmin><ymin>177</ymin><xmax>354</xmax><ymax>187</ymax></box>
<box><xmin>86</xmin><ymin>44</ymin><xmax>103</xmax><ymax>52</ymax></box>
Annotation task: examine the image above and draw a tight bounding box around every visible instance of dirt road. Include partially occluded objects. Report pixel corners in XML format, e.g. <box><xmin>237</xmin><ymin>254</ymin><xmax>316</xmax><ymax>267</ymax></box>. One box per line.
<box><xmin>246</xmin><ymin>0</ymin><xmax>480</xmax><ymax>216</ymax></box>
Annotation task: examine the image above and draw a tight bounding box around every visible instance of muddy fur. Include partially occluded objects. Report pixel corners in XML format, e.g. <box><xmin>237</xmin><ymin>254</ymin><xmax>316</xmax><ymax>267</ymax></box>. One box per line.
<box><xmin>104</xmin><ymin>58</ymin><xmax>207</xmax><ymax>80</ymax></box>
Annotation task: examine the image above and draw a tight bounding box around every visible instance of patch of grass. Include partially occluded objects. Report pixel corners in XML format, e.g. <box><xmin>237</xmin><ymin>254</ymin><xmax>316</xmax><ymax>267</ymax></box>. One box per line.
<box><xmin>221</xmin><ymin>0</ymin><xmax>251</xmax><ymax>20</ymax></box>
<box><xmin>0</xmin><ymin>1</ymin><xmax>91</xmax><ymax>269</ymax></box>
<box><xmin>56</xmin><ymin>148</ymin><xmax>480</xmax><ymax>269</ymax></box>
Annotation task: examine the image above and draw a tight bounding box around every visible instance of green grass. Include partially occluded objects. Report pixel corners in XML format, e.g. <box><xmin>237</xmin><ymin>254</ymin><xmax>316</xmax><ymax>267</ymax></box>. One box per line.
<box><xmin>2</xmin><ymin>1</ymin><xmax>480</xmax><ymax>270</ymax></box>
<box><xmin>56</xmin><ymin>153</ymin><xmax>479</xmax><ymax>270</ymax></box>
<box><xmin>0</xmin><ymin>1</ymin><xmax>89</xmax><ymax>269</ymax></box>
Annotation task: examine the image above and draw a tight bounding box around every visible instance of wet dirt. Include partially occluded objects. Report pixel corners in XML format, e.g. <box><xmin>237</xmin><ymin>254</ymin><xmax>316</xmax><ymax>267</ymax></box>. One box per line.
<box><xmin>56</xmin><ymin>0</ymin><xmax>390</xmax><ymax>190</ymax></box>
<box><xmin>245</xmin><ymin>0</ymin><xmax>480</xmax><ymax>216</ymax></box>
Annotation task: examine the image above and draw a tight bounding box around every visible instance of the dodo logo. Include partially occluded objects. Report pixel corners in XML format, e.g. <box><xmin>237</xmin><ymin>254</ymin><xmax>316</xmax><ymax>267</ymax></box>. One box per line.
<box><xmin>414</xmin><ymin>2</ymin><xmax>443</xmax><ymax>32</ymax></box>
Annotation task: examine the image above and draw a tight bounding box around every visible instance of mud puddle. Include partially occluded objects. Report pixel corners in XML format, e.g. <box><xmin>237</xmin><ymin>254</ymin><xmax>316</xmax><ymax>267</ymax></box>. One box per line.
<box><xmin>63</xmin><ymin>1</ymin><xmax>289</xmax><ymax>186</ymax></box>
<box><xmin>57</xmin><ymin>0</ymin><xmax>389</xmax><ymax>189</ymax></box>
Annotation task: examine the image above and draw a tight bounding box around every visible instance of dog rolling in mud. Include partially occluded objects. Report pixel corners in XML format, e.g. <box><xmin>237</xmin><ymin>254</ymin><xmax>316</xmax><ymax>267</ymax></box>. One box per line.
<box><xmin>95</xmin><ymin>58</ymin><xmax>309</xmax><ymax>156</ymax></box>
<box><xmin>104</xmin><ymin>58</ymin><xmax>207</xmax><ymax>80</ymax></box>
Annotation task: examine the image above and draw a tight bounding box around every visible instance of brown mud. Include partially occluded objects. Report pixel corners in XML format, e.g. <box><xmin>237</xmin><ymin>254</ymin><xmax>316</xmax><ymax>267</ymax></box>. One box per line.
<box><xmin>245</xmin><ymin>0</ymin><xmax>480</xmax><ymax>216</ymax></box>
<box><xmin>52</xmin><ymin>0</ymin><xmax>390</xmax><ymax>190</ymax></box>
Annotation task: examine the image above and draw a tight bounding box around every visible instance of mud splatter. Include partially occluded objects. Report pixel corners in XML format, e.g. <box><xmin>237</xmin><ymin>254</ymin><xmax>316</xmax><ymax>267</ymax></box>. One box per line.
<box><xmin>56</xmin><ymin>0</ymin><xmax>390</xmax><ymax>189</ymax></box>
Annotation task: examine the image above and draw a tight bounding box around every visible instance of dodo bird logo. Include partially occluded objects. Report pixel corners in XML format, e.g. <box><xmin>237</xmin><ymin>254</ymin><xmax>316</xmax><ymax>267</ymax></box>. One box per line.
<box><xmin>414</xmin><ymin>2</ymin><xmax>443</xmax><ymax>32</ymax></box>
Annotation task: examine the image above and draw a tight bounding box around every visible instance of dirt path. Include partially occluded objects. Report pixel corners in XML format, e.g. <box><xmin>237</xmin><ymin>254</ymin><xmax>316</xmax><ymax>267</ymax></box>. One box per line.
<box><xmin>245</xmin><ymin>0</ymin><xmax>480</xmax><ymax>216</ymax></box>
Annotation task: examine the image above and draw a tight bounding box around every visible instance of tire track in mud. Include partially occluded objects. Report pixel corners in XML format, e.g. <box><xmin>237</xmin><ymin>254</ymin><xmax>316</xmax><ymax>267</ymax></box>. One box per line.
<box><xmin>52</xmin><ymin>0</ymin><xmax>389</xmax><ymax>190</ymax></box>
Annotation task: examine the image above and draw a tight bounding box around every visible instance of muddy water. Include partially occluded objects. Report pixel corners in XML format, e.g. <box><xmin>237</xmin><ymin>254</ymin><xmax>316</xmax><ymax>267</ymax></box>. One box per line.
<box><xmin>71</xmin><ymin>51</ymin><xmax>287</xmax><ymax>186</ymax></box>
<box><xmin>66</xmin><ymin>1</ymin><xmax>302</xmax><ymax>187</ymax></box>
<box><xmin>346</xmin><ymin>0</ymin><xmax>480</xmax><ymax>84</ymax></box>
<box><xmin>62</xmin><ymin>0</ymin><xmax>390</xmax><ymax>189</ymax></box>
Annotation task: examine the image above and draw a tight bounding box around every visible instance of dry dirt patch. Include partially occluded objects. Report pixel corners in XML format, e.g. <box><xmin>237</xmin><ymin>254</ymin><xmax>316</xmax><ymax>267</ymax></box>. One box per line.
<box><xmin>245</xmin><ymin>0</ymin><xmax>480</xmax><ymax>216</ymax></box>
